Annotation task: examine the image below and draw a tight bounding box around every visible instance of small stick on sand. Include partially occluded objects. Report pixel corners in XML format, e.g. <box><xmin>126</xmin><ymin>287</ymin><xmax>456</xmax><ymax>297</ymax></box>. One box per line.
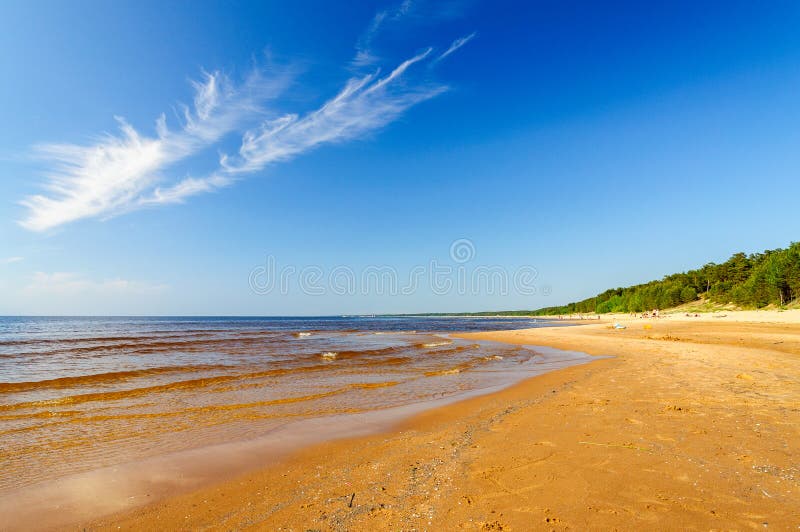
<box><xmin>348</xmin><ymin>493</ymin><xmax>356</xmax><ymax>508</ymax></box>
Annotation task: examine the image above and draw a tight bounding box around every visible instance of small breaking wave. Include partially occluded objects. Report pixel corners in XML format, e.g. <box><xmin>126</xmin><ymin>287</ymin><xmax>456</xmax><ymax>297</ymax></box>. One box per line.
<box><xmin>421</xmin><ymin>340</ymin><xmax>453</xmax><ymax>348</ymax></box>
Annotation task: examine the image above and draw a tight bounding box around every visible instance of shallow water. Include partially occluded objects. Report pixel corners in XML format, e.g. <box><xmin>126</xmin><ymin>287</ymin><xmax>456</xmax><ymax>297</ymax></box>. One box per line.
<box><xmin>0</xmin><ymin>316</ymin><xmax>573</xmax><ymax>496</ymax></box>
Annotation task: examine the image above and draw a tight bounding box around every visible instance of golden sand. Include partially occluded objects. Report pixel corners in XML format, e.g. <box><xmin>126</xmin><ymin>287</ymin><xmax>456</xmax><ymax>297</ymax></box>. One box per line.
<box><xmin>43</xmin><ymin>312</ymin><xmax>800</xmax><ymax>529</ymax></box>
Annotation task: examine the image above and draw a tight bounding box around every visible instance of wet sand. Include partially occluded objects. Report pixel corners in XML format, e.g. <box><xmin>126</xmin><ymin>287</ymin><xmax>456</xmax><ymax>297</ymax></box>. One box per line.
<box><xmin>52</xmin><ymin>313</ymin><xmax>800</xmax><ymax>529</ymax></box>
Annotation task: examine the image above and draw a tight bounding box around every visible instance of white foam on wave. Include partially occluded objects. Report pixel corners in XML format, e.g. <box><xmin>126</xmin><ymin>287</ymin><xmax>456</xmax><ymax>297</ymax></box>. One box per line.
<box><xmin>321</xmin><ymin>352</ymin><xmax>338</xmax><ymax>360</ymax></box>
<box><xmin>422</xmin><ymin>341</ymin><xmax>453</xmax><ymax>348</ymax></box>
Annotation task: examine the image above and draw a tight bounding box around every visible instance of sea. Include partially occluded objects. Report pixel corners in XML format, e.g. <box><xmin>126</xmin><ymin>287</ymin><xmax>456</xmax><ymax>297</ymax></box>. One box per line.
<box><xmin>0</xmin><ymin>315</ymin><xmax>589</xmax><ymax>501</ymax></box>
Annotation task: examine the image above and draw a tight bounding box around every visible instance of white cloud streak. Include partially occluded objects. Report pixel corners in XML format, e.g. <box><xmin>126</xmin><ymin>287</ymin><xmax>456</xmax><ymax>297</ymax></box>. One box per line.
<box><xmin>221</xmin><ymin>49</ymin><xmax>446</xmax><ymax>174</ymax></box>
<box><xmin>352</xmin><ymin>0</ymin><xmax>414</xmax><ymax>68</ymax></box>
<box><xmin>20</xmin><ymin>70</ymin><xmax>291</xmax><ymax>231</ymax></box>
<box><xmin>20</xmin><ymin>19</ymin><xmax>471</xmax><ymax>232</ymax></box>
<box><xmin>0</xmin><ymin>256</ymin><xmax>24</xmax><ymax>265</ymax></box>
<box><xmin>436</xmin><ymin>32</ymin><xmax>476</xmax><ymax>62</ymax></box>
<box><xmin>139</xmin><ymin>174</ymin><xmax>233</xmax><ymax>206</ymax></box>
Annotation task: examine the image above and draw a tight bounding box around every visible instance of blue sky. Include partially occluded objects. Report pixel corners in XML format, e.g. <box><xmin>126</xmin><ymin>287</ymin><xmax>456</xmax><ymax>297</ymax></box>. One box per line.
<box><xmin>1</xmin><ymin>0</ymin><xmax>800</xmax><ymax>315</ymax></box>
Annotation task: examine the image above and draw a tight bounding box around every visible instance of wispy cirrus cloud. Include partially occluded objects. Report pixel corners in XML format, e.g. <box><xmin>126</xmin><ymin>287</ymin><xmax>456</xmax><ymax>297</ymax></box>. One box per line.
<box><xmin>0</xmin><ymin>256</ymin><xmax>24</xmax><ymax>265</ymax></box>
<box><xmin>352</xmin><ymin>0</ymin><xmax>415</xmax><ymax>68</ymax></box>
<box><xmin>20</xmin><ymin>12</ymin><xmax>474</xmax><ymax>232</ymax></box>
<box><xmin>138</xmin><ymin>48</ymin><xmax>448</xmax><ymax>203</ymax></box>
<box><xmin>221</xmin><ymin>48</ymin><xmax>445</xmax><ymax>174</ymax></box>
<box><xmin>436</xmin><ymin>32</ymin><xmax>476</xmax><ymax>63</ymax></box>
<box><xmin>351</xmin><ymin>0</ymin><xmax>475</xmax><ymax>68</ymax></box>
<box><xmin>138</xmin><ymin>173</ymin><xmax>233</xmax><ymax>206</ymax></box>
<box><xmin>20</xmin><ymin>70</ymin><xmax>292</xmax><ymax>231</ymax></box>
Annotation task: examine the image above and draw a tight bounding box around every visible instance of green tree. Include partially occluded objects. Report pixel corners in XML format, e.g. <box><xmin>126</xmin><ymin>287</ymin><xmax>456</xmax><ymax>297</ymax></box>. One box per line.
<box><xmin>680</xmin><ymin>286</ymin><xmax>697</xmax><ymax>303</ymax></box>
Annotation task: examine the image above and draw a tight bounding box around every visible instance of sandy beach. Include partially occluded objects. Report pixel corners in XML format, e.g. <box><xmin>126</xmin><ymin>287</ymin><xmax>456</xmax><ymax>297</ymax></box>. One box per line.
<box><xmin>53</xmin><ymin>310</ymin><xmax>796</xmax><ymax>530</ymax></box>
<box><xmin>6</xmin><ymin>1</ymin><xmax>800</xmax><ymax>529</ymax></box>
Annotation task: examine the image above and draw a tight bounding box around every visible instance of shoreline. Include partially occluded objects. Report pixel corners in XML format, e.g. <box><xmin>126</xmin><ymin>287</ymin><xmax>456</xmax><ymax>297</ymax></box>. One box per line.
<box><xmin>12</xmin><ymin>310</ymin><xmax>800</xmax><ymax>530</ymax></box>
<box><xmin>1</xmin><ymin>341</ymin><xmax>596</xmax><ymax>531</ymax></box>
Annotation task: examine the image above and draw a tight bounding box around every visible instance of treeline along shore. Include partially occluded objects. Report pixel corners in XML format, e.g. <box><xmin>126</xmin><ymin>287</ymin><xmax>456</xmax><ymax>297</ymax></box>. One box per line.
<box><xmin>403</xmin><ymin>242</ymin><xmax>800</xmax><ymax>317</ymax></box>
